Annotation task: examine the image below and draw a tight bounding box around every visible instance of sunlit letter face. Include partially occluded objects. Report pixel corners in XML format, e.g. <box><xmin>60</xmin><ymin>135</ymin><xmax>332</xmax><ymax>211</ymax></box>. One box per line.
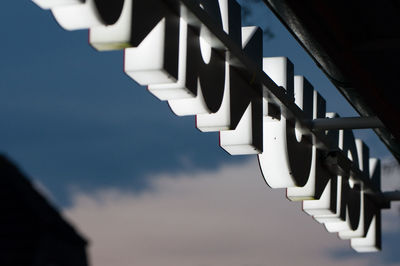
<box><xmin>323</xmin><ymin>129</ymin><xmax>362</xmax><ymax>232</ymax></box>
<box><xmin>312</xmin><ymin>127</ymin><xmax>359</xmax><ymax>225</ymax></box>
<box><xmin>185</xmin><ymin>1</ymin><xmax>226</xmax><ymax>113</ymax></box>
<box><xmin>218</xmin><ymin>26</ymin><xmax>263</xmax><ymax>155</ymax></box>
<box><xmin>167</xmin><ymin>23</ymin><xmax>226</xmax><ymax>115</ymax></box>
<box><xmin>351</xmin><ymin>159</ymin><xmax>382</xmax><ymax>252</ymax></box>
<box><xmin>286</xmin><ymin>90</ymin><xmax>327</xmax><ymax>201</ymax></box>
<box><xmin>123</xmin><ymin>0</ymin><xmax>180</xmax><ymax>84</ymax></box>
<box><xmin>337</xmin><ymin>140</ymin><xmax>370</xmax><ymax>239</ymax></box>
<box><xmin>165</xmin><ymin>0</ymin><xmax>228</xmax><ymax>116</ymax></box>
<box><xmin>51</xmin><ymin>0</ymin><xmax>104</xmax><ymax>30</ymax></box>
<box><xmin>90</xmin><ymin>0</ymin><xmax>180</xmax><ymax>51</ymax></box>
<box><xmin>303</xmin><ymin>112</ymin><xmax>340</xmax><ymax>216</ymax></box>
<box><xmin>146</xmin><ymin>0</ymin><xmax>239</xmax><ymax>102</ymax></box>
<box><xmin>124</xmin><ymin>12</ymin><xmax>181</xmax><ymax>85</ymax></box>
<box><xmin>324</xmin><ymin>178</ymin><xmax>361</xmax><ymax>232</ymax></box>
<box><xmin>51</xmin><ymin>0</ymin><xmax>181</xmax><ymax>53</ymax></box>
<box><xmin>33</xmin><ymin>0</ymin><xmax>83</xmax><ymax>10</ymax></box>
<box><xmin>258</xmin><ymin>67</ymin><xmax>314</xmax><ymax>188</ymax></box>
<box><xmin>49</xmin><ymin>0</ymin><xmax>181</xmax><ymax>84</ymax></box>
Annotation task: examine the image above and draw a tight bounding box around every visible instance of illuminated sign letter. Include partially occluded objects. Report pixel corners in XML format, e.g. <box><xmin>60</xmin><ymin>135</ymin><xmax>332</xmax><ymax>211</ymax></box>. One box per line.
<box><xmin>322</xmin><ymin>129</ymin><xmax>361</xmax><ymax>230</ymax></box>
<box><xmin>303</xmin><ymin>112</ymin><xmax>340</xmax><ymax>216</ymax></box>
<box><xmin>32</xmin><ymin>0</ymin><xmax>386</xmax><ymax>253</ymax></box>
<box><xmin>351</xmin><ymin>158</ymin><xmax>382</xmax><ymax>252</ymax></box>
<box><xmin>258</xmin><ymin>57</ymin><xmax>313</xmax><ymax>188</ymax></box>
<box><xmin>219</xmin><ymin>26</ymin><xmax>263</xmax><ymax>154</ymax></box>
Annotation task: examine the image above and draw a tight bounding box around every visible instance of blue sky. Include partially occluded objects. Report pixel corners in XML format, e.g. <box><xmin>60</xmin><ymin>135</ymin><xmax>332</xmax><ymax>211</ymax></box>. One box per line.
<box><xmin>1</xmin><ymin>0</ymin><xmax>391</xmax><ymax>206</ymax></box>
<box><xmin>1</xmin><ymin>1</ymin><xmax>248</xmax><ymax>205</ymax></box>
<box><xmin>1</xmin><ymin>1</ymin><xmax>399</xmax><ymax>265</ymax></box>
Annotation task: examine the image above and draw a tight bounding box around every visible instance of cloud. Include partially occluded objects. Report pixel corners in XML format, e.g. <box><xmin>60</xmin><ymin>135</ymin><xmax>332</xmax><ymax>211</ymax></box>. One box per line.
<box><xmin>381</xmin><ymin>158</ymin><xmax>400</xmax><ymax>235</ymax></box>
<box><xmin>64</xmin><ymin>158</ymin><xmax>399</xmax><ymax>266</ymax></box>
<box><xmin>381</xmin><ymin>157</ymin><xmax>400</xmax><ymax>191</ymax></box>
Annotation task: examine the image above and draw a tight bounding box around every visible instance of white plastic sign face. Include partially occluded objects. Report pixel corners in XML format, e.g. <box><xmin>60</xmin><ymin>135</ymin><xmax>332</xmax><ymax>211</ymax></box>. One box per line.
<box><xmin>33</xmin><ymin>0</ymin><xmax>384</xmax><ymax>253</ymax></box>
<box><xmin>258</xmin><ymin>72</ymin><xmax>315</xmax><ymax>188</ymax></box>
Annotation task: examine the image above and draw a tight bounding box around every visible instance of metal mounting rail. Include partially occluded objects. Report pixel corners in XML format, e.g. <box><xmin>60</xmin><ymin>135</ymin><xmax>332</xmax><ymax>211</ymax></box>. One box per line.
<box><xmin>174</xmin><ymin>0</ymin><xmax>390</xmax><ymax>208</ymax></box>
<box><xmin>383</xmin><ymin>191</ymin><xmax>400</xmax><ymax>202</ymax></box>
<box><xmin>312</xmin><ymin>116</ymin><xmax>384</xmax><ymax>130</ymax></box>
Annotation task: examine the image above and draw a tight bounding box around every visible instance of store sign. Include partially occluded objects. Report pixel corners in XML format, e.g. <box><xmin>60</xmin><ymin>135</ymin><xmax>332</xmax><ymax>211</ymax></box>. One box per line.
<box><xmin>33</xmin><ymin>0</ymin><xmax>383</xmax><ymax>252</ymax></box>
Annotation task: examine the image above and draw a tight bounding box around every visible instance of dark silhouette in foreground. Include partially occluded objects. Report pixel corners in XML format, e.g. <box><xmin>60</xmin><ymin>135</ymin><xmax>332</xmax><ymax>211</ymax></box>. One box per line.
<box><xmin>0</xmin><ymin>155</ymin><xmax>88</xmax><ymax>266</ymax></box>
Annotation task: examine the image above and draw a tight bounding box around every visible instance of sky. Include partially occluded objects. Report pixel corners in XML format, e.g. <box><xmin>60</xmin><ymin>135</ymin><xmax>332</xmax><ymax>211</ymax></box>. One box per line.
<box><xmin>0</xmin><ymin>0</ymin><xmax>399</xmax><ymax>265</ymax></box>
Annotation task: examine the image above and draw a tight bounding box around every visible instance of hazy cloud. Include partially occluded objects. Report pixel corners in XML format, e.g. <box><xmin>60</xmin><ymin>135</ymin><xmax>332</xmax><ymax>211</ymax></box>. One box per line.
<box><xmin>382</xmin><ymin>157</ymin><xmax>400</xmax><ymax>191</ymax></box>
<box><xmin>64</xmin><ymin>158</ymin><xmax>400</xmax><ymax>266</ymax></box>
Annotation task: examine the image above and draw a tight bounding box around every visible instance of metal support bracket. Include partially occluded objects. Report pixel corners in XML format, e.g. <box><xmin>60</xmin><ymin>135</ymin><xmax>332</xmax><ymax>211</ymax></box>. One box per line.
<box><xmin>312</xmin><ymin>116</ymin><xmax>383</xmax><ymax>130</ymax></box>
<box><xmin>383</xmin><ymin>191</ymin><xmax>400</xmax><ymax>202</ymax></box>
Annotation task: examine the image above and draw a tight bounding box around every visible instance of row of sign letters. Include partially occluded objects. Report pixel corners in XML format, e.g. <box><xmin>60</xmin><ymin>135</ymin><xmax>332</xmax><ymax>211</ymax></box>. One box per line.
<box><xmin>34</xmin><ymin>0</ymin><xmax>382</xmax><ymax>252</ymax></box>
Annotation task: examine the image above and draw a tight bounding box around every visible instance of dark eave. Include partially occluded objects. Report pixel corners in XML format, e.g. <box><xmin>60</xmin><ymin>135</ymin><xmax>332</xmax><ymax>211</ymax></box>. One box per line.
<box><xmin>263</xmin><ymin>0</ymin><xmax>400</xmax><ymax>163</ymax></box>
